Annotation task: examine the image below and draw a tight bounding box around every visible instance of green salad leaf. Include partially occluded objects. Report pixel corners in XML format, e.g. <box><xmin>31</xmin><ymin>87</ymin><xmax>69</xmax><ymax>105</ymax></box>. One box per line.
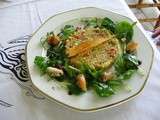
<box><xmin>64</xmin><ymin>62</ymin><xmax>78</xmax><ymax>78</ymax></box>
<box><xmin>46</xmin><ymin>41</ymin><xmax>67</xmax><ymax>67</ymax></box>
<box><xmin>79</xmin><ymin>63</ymin><xmax>104</xmax><ymax>79</ymax></box>
<box><xmin>78</xmin><ymin>63</ymin><xmax>115</xmax><ymax>97</ymax></box>
<box><xmin>115</xmin><ymin>21</ymin><xmax>135</xmax><ymax>43</ymax></box>
<box><xmin>107</xmin><ymin>80</ymin><xmax>123</xmax><ymax>90</ymax></box>
<box><xmin>123</xmin><ymin>53</ymin><xmax>140</xmax><ymax>70</ymax></box>
<box><xmin>114</xmin><ymin>54</ymin><xmax>140</xmax><ymax>74</ymax></box>
<box><xmin>114</xmin><ymin>54</ymin><xmax>126</xmax><ymax>74</ymax></box>
<box><xmin>101</xmin><ymin>17</ymin><xmax>116</xmax><ymax>33</ymax></box>
<box><xmin>83</xmin><ymin>18</ymin><xmax>99</xmax><ymax>28</ymax></box>
<box><xmin>93</xmin><ymin>82</ymin><xmax>114</xmax><ymax>97</ymax></box>
<box><xmin>67</xmin><ymin>84</ymin><xmax>83</xmax><ymax>95</ymax></box>
<box><xmin>34</xmin><ymin>56</ymin><xmax>48</xmax><ymax>74</ymax></box>
<box><xmin>59</xmin><ymin>25</ymin><xmax>76</xmax><ymax>40</ymax></box>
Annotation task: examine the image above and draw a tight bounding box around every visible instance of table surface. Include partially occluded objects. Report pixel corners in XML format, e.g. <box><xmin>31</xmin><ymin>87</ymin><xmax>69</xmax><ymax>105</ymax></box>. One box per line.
<box><xmin>0</xmin><ymin>0</ymin><xmax>160</xmax><ymax>120</ymax></box>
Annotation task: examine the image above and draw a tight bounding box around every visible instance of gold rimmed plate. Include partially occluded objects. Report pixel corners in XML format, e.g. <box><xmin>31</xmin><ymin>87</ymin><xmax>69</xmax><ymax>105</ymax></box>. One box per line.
<box><xmin>26</xmin><ymin>7</ymin><xmax>154</xmax><ymax>112</ymax></box>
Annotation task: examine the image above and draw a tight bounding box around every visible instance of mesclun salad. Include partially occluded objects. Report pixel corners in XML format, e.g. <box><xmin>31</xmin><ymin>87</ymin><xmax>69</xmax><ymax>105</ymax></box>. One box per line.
<box><xmin>34</xmin><ymin>17</ymin><xmax>142</xmax><ymax>97</ymax></box>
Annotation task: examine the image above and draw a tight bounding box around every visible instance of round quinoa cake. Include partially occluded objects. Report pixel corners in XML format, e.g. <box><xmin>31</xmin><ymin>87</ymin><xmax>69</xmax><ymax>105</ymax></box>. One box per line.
<box><xmin>65</xmin><ymin>27</ymin><xmax>121</xmax><ymax>68</ymax></box>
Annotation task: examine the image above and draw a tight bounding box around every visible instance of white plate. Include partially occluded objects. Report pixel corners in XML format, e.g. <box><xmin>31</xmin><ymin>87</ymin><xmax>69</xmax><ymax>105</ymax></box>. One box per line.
<box><xmin>26</xmin><ymin>7</ymin><xmax>154</xmax><ymax>112</ymax></box>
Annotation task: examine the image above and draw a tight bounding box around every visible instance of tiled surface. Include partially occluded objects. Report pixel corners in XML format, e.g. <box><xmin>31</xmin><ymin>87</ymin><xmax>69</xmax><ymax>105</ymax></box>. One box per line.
<box><xmin>125</xmin><ymin>0</ymin><xmax>160</xmax><ymax>30</ymax></box>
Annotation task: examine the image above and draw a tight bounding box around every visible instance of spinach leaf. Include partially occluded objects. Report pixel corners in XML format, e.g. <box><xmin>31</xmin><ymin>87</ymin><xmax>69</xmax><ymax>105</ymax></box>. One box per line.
<box><xmin>114</xmin><ymin>54</ymin><xmax>126</xmax><ymax>74</ymax></box>
<box><xmin>34</xmin><ymin>56</ymin><xmax>48</xmax><ymax>74</ymax></box>
<box><xmin>123</xmin><ymin>53</ymin><xmax>140</xmax><ymax>70</ymax></box>
<box><xmin>114</xmin><ymin>54</ymin><xmax>140</xmax><ymax>74</ymax></box>
<box><xmin>64</xmin><ymin>62</ymin><xmax>78</xmax><ymax>78</ymax></box>
<box><xmin>54</xmin><ymin>76</ymin><xmax>65</xmax><ymax>82</ymax></box>
<box><xmin>59</xmin><ymin>25</ymin><xmax>76</xmax><ymax>40</ymax></box>
<box><xmin>115</xmin><ymin>21</ymin><xmax>134</xmax><ymax>43</ymax></box>
<box><xmin>68</xmin><ymin>84</ymin><xmax>83</xmax><ymax>95</ymax></box>
<box><xmin>101</xmin><ymin>17</ymin><xmax>116</xmax><ymax>33</ymax></box>
<box><xmin>93</xmin><ymin>82</ymin><xmax>114</xmax><ymax>97</ymax></box>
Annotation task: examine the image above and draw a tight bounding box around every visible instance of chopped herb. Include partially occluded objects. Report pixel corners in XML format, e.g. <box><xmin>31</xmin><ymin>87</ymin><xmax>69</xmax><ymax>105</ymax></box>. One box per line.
<box><xmin>59</xmin><ymin>25</ymin><xmax>76</xmax><ymax>40</ymax></box>
<box><xmin>46</xmin><ymin>42</ymin><xmax>67</xmax><ymax>67</ymax></box>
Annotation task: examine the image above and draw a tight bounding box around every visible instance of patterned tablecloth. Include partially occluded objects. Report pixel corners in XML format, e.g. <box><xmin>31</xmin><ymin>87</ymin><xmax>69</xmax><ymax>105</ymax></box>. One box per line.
<box><xmin>0</xmin><ymin>0</ymin><xmax>160</xmax><ymax>120</ymax></box>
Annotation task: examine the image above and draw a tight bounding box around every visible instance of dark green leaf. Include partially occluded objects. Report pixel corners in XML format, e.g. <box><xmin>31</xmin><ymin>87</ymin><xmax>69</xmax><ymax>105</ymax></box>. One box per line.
<box><xmin>68</xmin><ymin>84</ymin><xmax>83</xmax><ymax>95</ymax></box>
<box><xmin>114</xmin><ymin>54</ymin><xmax>140</xmax><ymax>74</ymax></box>
<box><xmin>101</xmin><ymin>17</ymin><xmax>116</xmax><ymax>33</ymax></box>
<box><xmin>114</xmin><ymin>54</ymin><xmax>126</xmax><ymax>74</ymax></box>
<box><xmin>46</xmin><ymin>42</ymin><xmax>67</xmax><ymax>66</ymax></box>
<box><xmin>55</xmin><ymin>76</ymin><xmax>65</xmax><ymax>82</ymax></box>
<box><xmin>123</xmin><ymin>53</ymin><xmax>140</xmax><ymax>70</ymax></box>
<box><xmin>115</xmin><ymin>21</ymin><xmax>134</xmax><ymax>43</ymax></box>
